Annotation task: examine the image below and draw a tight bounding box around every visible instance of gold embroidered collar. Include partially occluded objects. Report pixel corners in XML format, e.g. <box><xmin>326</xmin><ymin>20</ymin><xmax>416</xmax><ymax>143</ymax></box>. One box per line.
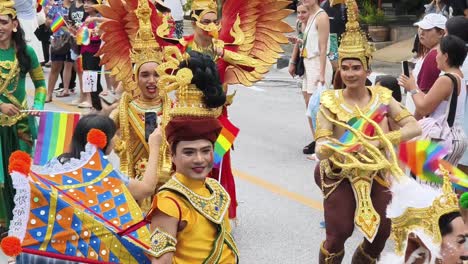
<box><xmin>320</xmin><ymin>85</ymin><xmax>392</xmax><ymax>122</ymax></box>
<box><xmin>160</xmin><ymin>174</ymin><xmax>230</xmax><ymax>224</ymax></box>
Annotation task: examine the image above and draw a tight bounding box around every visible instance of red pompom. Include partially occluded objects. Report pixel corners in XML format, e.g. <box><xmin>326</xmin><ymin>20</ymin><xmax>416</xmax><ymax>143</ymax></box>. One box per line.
<box><xmin>8</xmin><ymin>159</ymin><xmax>31</xmax><ymax>175</ymax></box>
<box><xmin>0</xmin><ymin>236</ymin><xmax>22</xmax><ymax>256</ymax></box>
<box><xmin>9</xmin><ymin>151</ymin><xmax>32</xmax><ymax>166</ymax></box>
<box><xmin>87</xmin><ymin>128</ymin><xmax>107</xmax><ymax>149</ymax></box>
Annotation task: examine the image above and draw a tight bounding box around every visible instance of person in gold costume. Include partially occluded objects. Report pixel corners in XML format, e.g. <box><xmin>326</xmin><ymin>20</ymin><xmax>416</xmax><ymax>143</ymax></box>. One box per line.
<box><xmin>146</xmin><ymin>51</ymin><xmax>238</xmax><ymax>263</ymax></box>
<box><xmin>96</xmin><ymin>0</ymin><xmax>171</xmax><ymax>211</ymax></box>
<box><xmin>167</xmin><ymin>0</ymin><xmax>294</xmax><ymax>219</ymax></box>
<box><xmin>0</xmin><ymin>0</ymin><xmax>47</xmax><ymax>235</ymax></box>
<box><xmin>313</xmin><ymin>0</ymin><xmax>422</xmax><ymax>262</ymax></box>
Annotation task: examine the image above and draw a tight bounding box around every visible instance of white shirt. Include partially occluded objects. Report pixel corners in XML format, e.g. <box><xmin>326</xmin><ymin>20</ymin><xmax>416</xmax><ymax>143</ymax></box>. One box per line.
<box><xmin>164</xmin><ymin>0</ymin><xmax>186</xmax><ymax>21</ymax></box>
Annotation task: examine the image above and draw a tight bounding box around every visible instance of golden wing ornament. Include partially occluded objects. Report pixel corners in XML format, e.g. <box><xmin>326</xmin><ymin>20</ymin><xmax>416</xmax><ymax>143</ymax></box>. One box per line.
<box><xmin>218</xmin><ymin>0</ymin><xmax>294</xmax><ymax>86</ymax></box>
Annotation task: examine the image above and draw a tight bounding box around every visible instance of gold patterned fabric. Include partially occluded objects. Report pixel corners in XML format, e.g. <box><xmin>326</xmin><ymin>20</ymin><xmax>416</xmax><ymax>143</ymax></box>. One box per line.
<box><xmin>150</xmin><ymin>228</ymin><xmax>177</xmax><ymax>257</ymax></box>
<box><xmin>389</xmin><ymin>170</ymin><xmax>460</xmax><ymax>256</ymax></box>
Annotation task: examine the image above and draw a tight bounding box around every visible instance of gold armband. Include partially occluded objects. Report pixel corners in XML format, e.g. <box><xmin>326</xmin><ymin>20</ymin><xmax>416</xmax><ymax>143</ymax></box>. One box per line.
<box><xmin>315</xmin><ymin>129</ymin><xmax>333</xmax><ymax>141</ymax></box>
<box><xmin>393</xmin><ymin>108</ymin><xmax>412</xmax><ymax>122</ymax></box>
<box><xmin>316</xmin><ymin>144</ymin><xmax>334</xmax><ymax>158</ymax></box>
<box><xmin>150</xmin><ymin>228</ymin><xmax>177</xmax><ymax>258</ymax></box>
<box><xmin>385</xmin><ymin>130</ymin><xmax>402</xmax><ymax>145</ymax></box>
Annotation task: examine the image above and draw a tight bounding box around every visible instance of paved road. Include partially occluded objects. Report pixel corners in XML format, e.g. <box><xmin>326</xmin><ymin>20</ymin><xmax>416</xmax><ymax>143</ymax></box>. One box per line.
<box><xmin>1</xmin><ymin>65</ymin><xmax>400</xmax><ymax>263</ymax></box>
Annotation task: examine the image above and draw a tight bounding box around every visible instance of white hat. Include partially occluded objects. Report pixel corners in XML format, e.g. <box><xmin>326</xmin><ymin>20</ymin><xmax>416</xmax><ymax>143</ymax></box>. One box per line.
<box><xmin>414</xmin><ymin>13</ymin><xmax>447</xmax><ymax>30</ymax></box>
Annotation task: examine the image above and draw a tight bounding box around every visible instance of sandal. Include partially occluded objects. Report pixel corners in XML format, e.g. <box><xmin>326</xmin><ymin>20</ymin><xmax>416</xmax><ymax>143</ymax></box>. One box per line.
<box><xmin>56</xmin><ymin>91</ymin><xmax>70</xmax><ymax>97</ymax></box>
<box><xmin>45</xmin><ymin>97</ymin><xmax>53</xmax><ymax>103</ymax></box>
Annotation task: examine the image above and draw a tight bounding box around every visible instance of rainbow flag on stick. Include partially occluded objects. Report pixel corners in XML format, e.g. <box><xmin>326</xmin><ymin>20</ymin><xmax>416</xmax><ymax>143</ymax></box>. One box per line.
<box><xmin>213</xmin><ymin>116</ymin><xmax>239</xmax><ymax>168</ymax></box>
<box><xmin>33</xmin><ymin>112</ymin><xmax>81</xmax><ymax>165</ymax></box>
<box><xmin>50</xmin><ymin>14</ymin><xmax>66</xmax><ymax>33</ymax></box>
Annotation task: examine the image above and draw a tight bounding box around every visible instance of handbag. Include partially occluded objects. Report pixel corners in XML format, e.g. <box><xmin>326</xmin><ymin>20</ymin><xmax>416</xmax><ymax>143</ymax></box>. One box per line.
<box><xmin>295</xmin><ymin>55</ymin><xmax>305</xmax><ymax>76</ymax></box>
<box><xmin>51</xmin><ymin>32</ymin><xmax>72</xmax><ymax>55</ymax></box>
<box><xmin>417</xmin><ymin>73</ymin><xmax>458</xmax><ymax>154</ymax></box>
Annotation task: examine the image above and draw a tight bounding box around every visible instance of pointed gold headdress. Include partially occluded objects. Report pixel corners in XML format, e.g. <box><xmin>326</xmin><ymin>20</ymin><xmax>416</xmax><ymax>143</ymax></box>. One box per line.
<box><xmin>0</xmin><ymin>0</ymin><xmax>16</xmax><ymax>18</ymax></box>
<box><xmin>338</xmin><ymin>0</ymin><xmax>374</xmax><ymax>70</ymax></box>
<box><xmin>389</xmin><ymin>167</ymin><xmax>460</xmax><ymax>256</ymax></box>
<box><xmin>155</xmin><ymin>47</ymin><xmax>223</xmax><ymax>179</ymax></box>
<box><xmin>131</xmin><ymin>0</ymin><xmax>163</xmax><ymax>74</ymax></box>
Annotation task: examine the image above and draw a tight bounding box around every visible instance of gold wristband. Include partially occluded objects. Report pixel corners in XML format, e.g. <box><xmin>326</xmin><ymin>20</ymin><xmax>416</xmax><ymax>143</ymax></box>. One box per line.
<box><xmin>385</xmin><ymin>130</ymin><xmax>402</xmax><ymax>145</ymax></box>
<box><xmin>393</xmin><ymin>108</ymin><xmax>412</xmax><ymax>122</ymax></box>
<box><xmin>150</xmin><ymin>228</ymin><xmax>177</xmax><ymax>258</ymax></box>
<box><xmin>315</xmin><ymin>129</ymin><xmax>333</xmax><ymax>141</ymax></box>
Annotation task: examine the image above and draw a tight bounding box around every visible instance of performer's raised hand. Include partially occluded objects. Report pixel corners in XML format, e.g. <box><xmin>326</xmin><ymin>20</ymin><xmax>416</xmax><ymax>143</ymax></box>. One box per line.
<box><xmin>148</xmin><ymin>126</ymin><xmax>162</xmax><ymax>150</ymax></box>
<box><xmin>0</xmin><ymin>103</ymin><xmax>20</xmax><ymax>116</ymax></box>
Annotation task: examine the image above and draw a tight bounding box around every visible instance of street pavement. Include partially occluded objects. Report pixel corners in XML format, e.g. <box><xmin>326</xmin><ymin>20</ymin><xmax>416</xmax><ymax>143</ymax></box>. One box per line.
<box><xmin>1</xmin><ymin>63</ymin><xmax>403</xmax><ymax>263</ymax></box>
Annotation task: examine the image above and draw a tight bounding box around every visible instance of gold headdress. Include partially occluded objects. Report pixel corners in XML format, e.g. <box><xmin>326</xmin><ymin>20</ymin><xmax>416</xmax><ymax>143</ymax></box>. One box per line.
<box><xmin>191</xmin><ymin>0</ymin><xmax>217</xmax><ymax>16</ymax></box>
<box><xmin>338</xmin><ymin>0</ymin><xmax>374</xmax><ymax>70</ymax></box>
<box><xmin>0</xmin><ymin>0</ymin><xmax>16</xmax><ymax>18</ymax></box>
<box><xmin>155</xmin><ymin>47</ymin><xmax>223</xmax><ymax>178</ymax></box>
<box><xmin>389</xmin><ymin>168</ymin><xmax>459</xmax><ymax>256</ymax></box>
<box><xmin>131</xmin><ymin>0</ymin><xmax>163</xmax><ymax>74</ymax></box>
<box><xmin>96</xmin><ymin>0</ymin><xmax>165</xmax><ymax>94</ymax></box>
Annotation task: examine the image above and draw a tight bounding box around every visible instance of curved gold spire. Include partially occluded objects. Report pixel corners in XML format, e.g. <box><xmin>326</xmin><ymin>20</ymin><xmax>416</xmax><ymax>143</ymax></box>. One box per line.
<box><xmin>338</xmin><ymin>0</ymin><xmax>374</xmax><ymax>70</ymax></box>
<box><xmin>130</xmin><ymin>0</ymin><xmax>163</xmax><ymax>73</ymax></box>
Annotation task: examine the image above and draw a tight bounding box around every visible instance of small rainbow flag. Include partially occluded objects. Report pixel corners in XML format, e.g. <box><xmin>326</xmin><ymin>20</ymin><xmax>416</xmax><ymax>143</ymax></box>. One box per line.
<box><xmin>439</xmin><ymin>160</ymin><xmax>468</xmax><ymax>191</ymax></box>
<box><xmin>324</xmin><ymin>104</ymin><xmax>388</xmax><ymax>153</ymax></box>
<box><xmin>399</xmin><ymin>140</ymin><xmax>447</xmax><ymax>184</ymax></box>
<box><xmin>37</xmin><ymin>0</ymin><xmax>49</xmax><ymax>7</ymax></box>
<box><xmin>50</xmin><ymin>14</ymin><xmax>66</xmax><ymax>33</ymax></box>
<box><xmin>76</xmin><ymin>26</ymin><xmax>90</xmax><ymax>45</ymax></box>
<box><xmin>76</xmin><ymin>56</ymin><xmax>83</xmax><ymax>73</ymax></box>
<box><xmin>33</xmin><ymin>112</ymin><xmax>81</xmax><ymax>165</ymax></box>
<box><xmin>213</xmin><ymin>116</ymin><xmax>239</xmax><ymax>168</ymax></box>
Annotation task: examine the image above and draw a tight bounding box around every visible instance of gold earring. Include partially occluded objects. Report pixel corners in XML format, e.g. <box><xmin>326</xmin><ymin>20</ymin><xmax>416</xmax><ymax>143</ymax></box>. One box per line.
<box><xmin>13</xmin><ymin>28</ymin><xmax>17</xmax><ymax>32</ymax></box>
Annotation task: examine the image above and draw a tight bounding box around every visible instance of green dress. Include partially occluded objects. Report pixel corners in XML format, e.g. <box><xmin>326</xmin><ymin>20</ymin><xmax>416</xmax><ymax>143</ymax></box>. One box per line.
<box><xmin>0</xmin><ymin>45</ymin><xmax>46</xmax><ymax>229</ymax></box>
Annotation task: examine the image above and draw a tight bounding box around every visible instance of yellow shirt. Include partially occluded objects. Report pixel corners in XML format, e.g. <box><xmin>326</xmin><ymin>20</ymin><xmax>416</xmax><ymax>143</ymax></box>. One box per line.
<box><xmin>157</xmin><ymin>174</ymin><xmax>238</xmax><ymax>263</ymax></box>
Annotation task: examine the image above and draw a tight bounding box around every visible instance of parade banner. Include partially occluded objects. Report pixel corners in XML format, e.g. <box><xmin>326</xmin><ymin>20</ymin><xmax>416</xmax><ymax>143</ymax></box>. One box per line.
<box><xmin>213</xmin><ymin>116</ymin><xmax>239</xmax><ymax>168</ymax></box>
<box><xmin>33</xmin><ymin>112</ymin><xmax>80</xmax><ymax>165</ymax></box>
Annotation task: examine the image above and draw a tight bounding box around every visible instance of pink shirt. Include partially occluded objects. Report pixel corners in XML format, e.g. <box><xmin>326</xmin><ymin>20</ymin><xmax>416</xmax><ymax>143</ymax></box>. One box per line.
<box><xmin>80</xmin><ymin>22</ymin><xmax>101</xmax><ymax>55</ymax></box>
<box><xmin>417</xmin><ymin>49</ymin><xmax>441</xmax><ymax>93</ymax></box>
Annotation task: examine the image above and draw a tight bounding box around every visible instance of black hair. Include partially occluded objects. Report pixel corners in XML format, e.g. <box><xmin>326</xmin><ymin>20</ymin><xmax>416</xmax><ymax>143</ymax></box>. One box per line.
<box><xmin>375</xmin><ymin>75</ymin><xmax>402</xmax><ymax>102</ymax></box>
<box><xmin>445</xmin><ymin>16</ymin><xmax>468</xmax><ymax>43</ymax></box>
<box><xmin>439</xmin><ymin>211</ymin><xmax>462</xmax><ymax>237</ymax></box>
<box><xmin>440</xmin><ymin>35</ymin><xmax>467</xmax><ymax>68</ymax></box>
<box><xmin>11</xmin><ymin>17</ymin><xmax>31</xmax><ymax>75</ymax></box>
<box><xmin>178</xmin><ymin>51</ymin><xmax>226</xmax><ymax>108</ymax></box>
<box><xmin>58</xmin><ymin>114</ymin><xmax>117</xmax><ymax>162</ymax></box>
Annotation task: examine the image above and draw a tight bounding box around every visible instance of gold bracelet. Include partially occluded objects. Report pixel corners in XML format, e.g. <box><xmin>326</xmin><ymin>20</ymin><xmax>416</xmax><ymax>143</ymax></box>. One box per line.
<box><xmin>149</xmin><ymin>228</ymin><xmax>177</xmax><ymax>257</ymax></box>
<box><xmin>385</xmin><ymin>130</ymin><xmax>402</xmax><ymax>145</ymax></box>
<box><xmin>393</xmin><ymin>108</ymin><xmax>412</xmax><ymax>122</ymax></box>
<box><xmin>315</xmin><ymin>129</ymin><xmax>333</xmax><ymax>141</ymax></box>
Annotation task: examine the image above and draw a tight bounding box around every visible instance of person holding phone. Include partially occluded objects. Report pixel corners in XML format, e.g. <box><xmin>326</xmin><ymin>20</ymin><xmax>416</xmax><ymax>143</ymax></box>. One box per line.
<box><xmin>110</xmin><ymin>58</ymin><xmax>163</xmax><ymax>211</ymax></box>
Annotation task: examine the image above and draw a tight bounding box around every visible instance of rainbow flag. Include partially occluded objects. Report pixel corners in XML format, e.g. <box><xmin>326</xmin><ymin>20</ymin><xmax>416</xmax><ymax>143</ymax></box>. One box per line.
<box><xmin>213</xmin><ymin>116</ymin><xmax>239</xmax><ymax>168</ymax></box>
<box><xmin>76</xmin><ymin>26</ymin><xmax>90</xmax><ymax>45</ymax></box>
<box><xmin>33</xmin><ymin>112</ymin><xmax>80</xmax><ymax>165</ymax></box>
<box><xmin>37</xmin><ymin>0</ymin><xmax>49</xmax><ymax>7</ymax></box>
<box><xmin>324</xmin><ymin>104</ymin><xmax>388</xmax><ymax>153</ymax></box>
<box><xmin>50</xmin><ymin>14</ymin><xmax>66</xmax><ymax>33</ymax></box>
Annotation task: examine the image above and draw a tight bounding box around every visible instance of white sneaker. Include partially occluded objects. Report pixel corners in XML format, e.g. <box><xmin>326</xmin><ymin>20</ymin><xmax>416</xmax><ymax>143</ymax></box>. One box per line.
<box><xmin>77</xmin><ymin>102</ymin><xmax>92</xmax><ymax>108</ymax></box>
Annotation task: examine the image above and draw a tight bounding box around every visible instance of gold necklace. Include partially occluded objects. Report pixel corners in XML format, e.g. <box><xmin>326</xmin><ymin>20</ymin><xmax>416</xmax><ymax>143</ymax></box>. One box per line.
<box><xmin>0</xmin><ymin>58</ymin><xmax>19</xmax><ymax>96</ymax></box>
